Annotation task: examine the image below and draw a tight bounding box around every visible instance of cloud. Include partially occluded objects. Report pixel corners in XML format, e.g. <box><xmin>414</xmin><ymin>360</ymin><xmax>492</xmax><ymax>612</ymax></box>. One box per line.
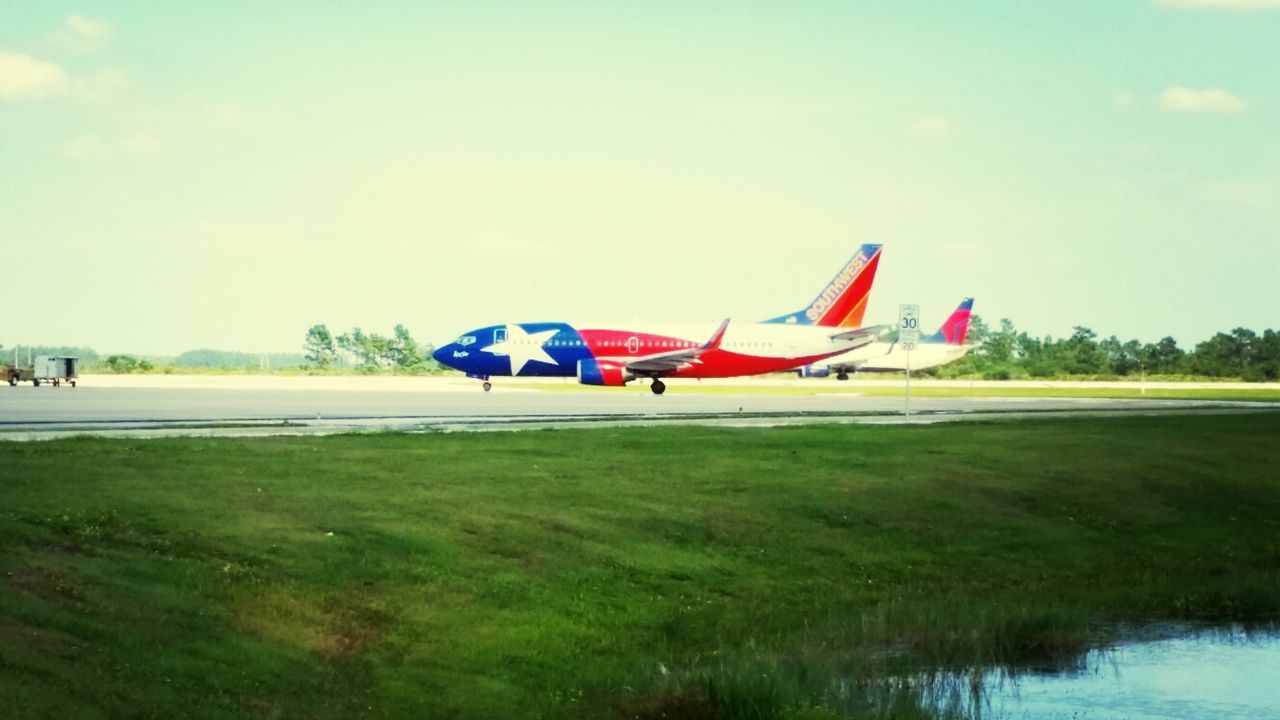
<box><xmin>0</xmin><ymin>52</ymin><xmax>67</xmax><ymax>100</ymax></box>
<box><xmin>907</xmin><ymin>115</ymin><xmax>950</xmax><ymax>141</ymax></box>
<box><xmin>1159</xmin><ymin>86</ymin><xmax>1246</xmax><ymax>113</ymax></box>
<box><xmin>49</xmin><ymin>14</ymin><xmax>114</xmax><ymax>52</ymax></box>
<box><xmin>1156</xmin><ymin>0</ymin><xmax>1280</xmax><ymax>8</ymax></box>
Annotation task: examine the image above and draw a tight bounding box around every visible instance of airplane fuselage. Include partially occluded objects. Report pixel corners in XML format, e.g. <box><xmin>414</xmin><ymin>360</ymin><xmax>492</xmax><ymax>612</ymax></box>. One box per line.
<box><xmin>821</xmin><ymin>341</ymin><xmax>973</xmax><ymax>374</ymax></box>
<box><xmin>434</xmin><ymin>321</ymin><xmax>874</xmax><ymax>381</ymax></box>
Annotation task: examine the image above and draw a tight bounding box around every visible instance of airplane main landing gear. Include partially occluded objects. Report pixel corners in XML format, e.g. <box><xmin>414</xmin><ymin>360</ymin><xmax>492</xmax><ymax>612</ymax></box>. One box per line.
<box><xmin>650</xmin><ymin>379</ymin><xmax>666</xmax><ymax>395</ymax></box>
<box><xmin>836</xmin><ymin>371</ymin><xmax>849</xmax><ymax>381</ymax></box>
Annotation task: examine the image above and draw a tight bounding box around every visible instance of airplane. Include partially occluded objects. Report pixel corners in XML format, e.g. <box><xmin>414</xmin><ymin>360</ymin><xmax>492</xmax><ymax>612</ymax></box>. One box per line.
<box><xmin>797</xmin><ymin>298</ymin><xmax>976</xmax><ymax>380</ymax></box>
<box><xmin>432</xmin><ymin>244</ymin><xmax>886</xmax><ymax>393</ymax></box>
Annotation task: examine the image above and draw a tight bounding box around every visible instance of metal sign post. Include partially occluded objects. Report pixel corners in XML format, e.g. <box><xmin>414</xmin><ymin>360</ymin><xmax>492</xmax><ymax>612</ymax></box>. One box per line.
<box><xmin>899</xmin><ymin>304</ymin><xmax>919</xmax><ymax>417</ymax></box>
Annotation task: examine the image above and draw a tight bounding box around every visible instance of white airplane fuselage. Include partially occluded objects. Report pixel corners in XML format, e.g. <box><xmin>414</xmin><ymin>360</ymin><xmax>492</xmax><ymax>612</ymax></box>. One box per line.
<box><xmin>821</xmin><ymin>341</ymin><xmax>974</xmax><ymax>373</ymax></box>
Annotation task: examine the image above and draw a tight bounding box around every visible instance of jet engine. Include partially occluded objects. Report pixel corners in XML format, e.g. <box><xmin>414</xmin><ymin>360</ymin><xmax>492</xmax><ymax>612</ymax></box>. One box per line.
<box><xmin>797</xmin><ymin>364</ymin><xmax>831</xmax><ymax>378</ymax></box>
<box><xmin>577</xmin><ymin>359</ymin><xmax>635</xmax><ymax>386</ymax></box>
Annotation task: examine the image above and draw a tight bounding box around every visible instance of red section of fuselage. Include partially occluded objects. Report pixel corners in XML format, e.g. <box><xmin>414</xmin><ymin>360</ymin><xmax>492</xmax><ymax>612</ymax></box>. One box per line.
<box><xmin>577</xmin><ymin>328</ymin><xmax>847</xmax><ymax>379</ymax></box>
<box><xmin>667</xmin><ymin>349</ymin><xmax>846</xmax><ymax>379</ymax></box>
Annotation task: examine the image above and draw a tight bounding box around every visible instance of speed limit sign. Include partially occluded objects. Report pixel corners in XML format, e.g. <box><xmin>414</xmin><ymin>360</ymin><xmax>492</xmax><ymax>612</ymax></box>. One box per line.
<box><xmin>899</xmin><ymin>304</ymin><xmax>920</xmax><ymax>348</ymax></box>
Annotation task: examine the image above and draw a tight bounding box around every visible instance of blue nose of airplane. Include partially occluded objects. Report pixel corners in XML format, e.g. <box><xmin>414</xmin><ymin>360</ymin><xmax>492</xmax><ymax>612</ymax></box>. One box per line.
<box><xmin>432</xmin><ymin>344</ymin><xmax>456</xmax><ymax>368</ymax></box>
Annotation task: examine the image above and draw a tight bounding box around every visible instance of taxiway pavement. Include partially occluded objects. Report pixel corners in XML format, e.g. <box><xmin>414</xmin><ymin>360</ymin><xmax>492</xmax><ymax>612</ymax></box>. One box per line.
<box><xmin>2</xmin><ymin>375</ymin><xmax>1275</xmax><ymax>440</ymax></box>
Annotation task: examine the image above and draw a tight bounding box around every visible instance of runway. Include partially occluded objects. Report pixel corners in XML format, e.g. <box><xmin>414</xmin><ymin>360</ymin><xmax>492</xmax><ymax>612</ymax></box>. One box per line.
<box><xmin>2</xmin><ymin>375</ymin><xmax>1276</xmax><ymax>440</ymax></box>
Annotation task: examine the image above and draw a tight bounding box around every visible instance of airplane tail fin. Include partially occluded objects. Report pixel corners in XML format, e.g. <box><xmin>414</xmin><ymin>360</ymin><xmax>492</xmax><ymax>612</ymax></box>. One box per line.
<box><xmin>924</xmin><ymin>297</ymin><xmax>974</xmax><ymax>345</ymax></box>
<box><xmin>763</xmin><ymin>244</ymin><xmax>882</xmax><ymax>328</ymax></box>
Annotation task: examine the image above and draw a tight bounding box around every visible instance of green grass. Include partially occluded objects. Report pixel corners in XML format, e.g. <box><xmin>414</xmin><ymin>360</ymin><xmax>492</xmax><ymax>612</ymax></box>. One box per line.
<box><xmin>502</xmin><ymin>380</ymin><xmax>1280</xmax><ymax>402</ymax></box>
<box><xmin>2</xmin><ymin>414</ymin><xmax>1279</xmax><ymax>719</ymax></box>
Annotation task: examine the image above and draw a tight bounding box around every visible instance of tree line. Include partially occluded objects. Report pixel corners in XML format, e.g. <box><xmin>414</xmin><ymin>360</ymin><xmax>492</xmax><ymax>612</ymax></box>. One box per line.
<box><xmin>1</xmin><ymin>345</ymin><xmax>306</xmax><ymax>374</ymax></box>
<box><xmin>6</xmin><ymin>320</ymin><xmax>1277</xmax><ymax>380</ymax></box>
<box><xmin>932</xmin><ymin>317</ymin><xmax>1279</xmax><ymax>382</ymax></box>
<box><xmin>302</xmin><ymin>324</ymin><xmax>440</xmax><ymax>373</ymax></box>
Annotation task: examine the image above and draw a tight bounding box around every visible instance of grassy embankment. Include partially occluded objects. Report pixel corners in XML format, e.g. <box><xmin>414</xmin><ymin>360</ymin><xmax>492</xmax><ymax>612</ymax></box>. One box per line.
<box><xmin>2</xmin><ymin>414</ymin><xmax>1279</xmax><ymax>719</ymax></box>
<box><xmin>505</xmin><ymin>379</ymin><xmax>1280</xmax><ymax>403</ymax></box>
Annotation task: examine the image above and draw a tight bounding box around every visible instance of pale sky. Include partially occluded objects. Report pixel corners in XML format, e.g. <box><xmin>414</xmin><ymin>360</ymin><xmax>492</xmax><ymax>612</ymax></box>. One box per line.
<box><xmin>2</xmin><ymin>1</ymin><xmax>1277</xmax><ymax>355</ymax></box>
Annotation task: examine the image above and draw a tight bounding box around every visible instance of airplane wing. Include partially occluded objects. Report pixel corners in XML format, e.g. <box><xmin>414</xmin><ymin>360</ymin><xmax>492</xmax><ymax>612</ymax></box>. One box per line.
<box><xmin>609</xmin><ymin>318</ymin><xmax>730</xmax><ymax>374</ymax></box>
<box><xmin>829</xmin><ymin>324</ymin><xmax>889</xmax><ymax>344</ymax></box>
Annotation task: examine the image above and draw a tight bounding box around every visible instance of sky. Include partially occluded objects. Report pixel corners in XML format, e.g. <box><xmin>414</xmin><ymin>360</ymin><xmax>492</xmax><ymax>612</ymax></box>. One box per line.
<box><xmin>2</xmin><ymin>1</ymin><xmax>1278</xmax><ymax>356</ymax></box>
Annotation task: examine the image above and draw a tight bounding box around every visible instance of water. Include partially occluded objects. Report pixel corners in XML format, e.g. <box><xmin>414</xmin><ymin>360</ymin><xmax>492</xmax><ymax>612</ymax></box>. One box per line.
<box><xmin>980</xmin><ymin>626</ymin><xmax>1280</xmax><ymax>719</ymax></box>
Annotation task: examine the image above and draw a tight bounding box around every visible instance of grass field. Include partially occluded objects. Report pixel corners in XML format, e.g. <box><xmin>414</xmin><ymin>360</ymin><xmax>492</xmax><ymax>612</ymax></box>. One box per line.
<box><xmin>2</xmin><ymin>414</ymin><xmax>1279</xmax><ymax>719</ymax></box>
<box><xmin>504</xmin><ymin>380</ymin><xmax>1280</xmax><ymax>403</ymax></box>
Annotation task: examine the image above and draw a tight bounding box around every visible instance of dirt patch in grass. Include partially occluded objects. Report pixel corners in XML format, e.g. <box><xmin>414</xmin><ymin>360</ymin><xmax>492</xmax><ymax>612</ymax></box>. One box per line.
<box><xmin>6</xmin><ymin>564</ymin><xmax>83</xmax><ymax>607</ymax></box>
<box><xmin>616</xmin><ymin>693</ymin><xmax>723</xmax><ymax>720</ymax></box>
<box><xmin>234</xmin><ymin>588</ymin><xmax>387</xmax><ymax>659</ymax></box>
<box><xmin>0</xmin><ymin>617</ymin><xmax>78</xmax><ymax>658</ymax></box>
<box><xmin>313</xmin><ymin>619</ymin><xmax>379</xmax><ymax>658</ymax></box>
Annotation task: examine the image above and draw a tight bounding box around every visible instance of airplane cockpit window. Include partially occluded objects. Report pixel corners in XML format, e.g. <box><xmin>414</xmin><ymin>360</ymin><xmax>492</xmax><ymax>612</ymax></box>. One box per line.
<box><xmin>457</xmin><ymin>336</ymin><xmax>477</xmax><ymax>346</ymax></box>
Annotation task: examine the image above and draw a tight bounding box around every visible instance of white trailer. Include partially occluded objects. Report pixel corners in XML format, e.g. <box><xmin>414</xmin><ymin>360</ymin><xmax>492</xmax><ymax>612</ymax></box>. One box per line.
<box><xmin>28</xmin><ymin>356</ymin><xmax>80</xmax><ymax>387</ymax></box>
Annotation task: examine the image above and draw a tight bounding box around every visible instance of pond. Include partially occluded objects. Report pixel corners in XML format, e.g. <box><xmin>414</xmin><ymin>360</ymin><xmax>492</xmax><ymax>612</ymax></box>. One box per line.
<box><xmin>976</xmin><ymin>625</ymin><xmax>1280</xmax><ymax>719</ymax></box>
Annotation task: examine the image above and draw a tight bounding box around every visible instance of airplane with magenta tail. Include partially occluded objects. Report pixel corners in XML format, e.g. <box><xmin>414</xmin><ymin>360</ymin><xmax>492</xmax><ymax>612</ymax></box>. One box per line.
<box><xmin>798</xmin><ymin>297</ymin><xmax>976</xmax><ymax>380</ymax></box>
<box><xmin>432</xmin><ymin>245</ymin><xmax>886</xmax><ymax>393</ymax></box>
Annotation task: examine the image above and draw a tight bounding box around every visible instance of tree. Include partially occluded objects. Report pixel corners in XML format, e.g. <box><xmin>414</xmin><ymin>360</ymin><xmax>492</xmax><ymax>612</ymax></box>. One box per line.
<box><xmin>389</xmin><ymin>324</ymin><xmax>426</xmax><ymax>370</ymax></box>
<box><xmin>1019</xmin><ymin>333</ymin><xmax>1058</xmax><ymax>378</ymax></box>
<box><xmin>965</xmin><ymin>314</ymin><xmax>991</xmax><ymax>348</ymax></box>
<box><xmin>1248</xmin><ymin>329</ymin><xmax>1280</xmax><ymax>381</ymax></box>
<box><xmin>177</xmin><ymin>349</ymin><xmax>255</xmax><ymax>369</ymax></box>
<box><xmin>1100</xmin><ymin>336</ymin><xmax>1142</xmax><ymax>376</ymax></box>
<box><xmin>1191</xmin><ymin>328</ymin><xmax>1254</xmax><ymax>378</ymax></box>
<box><xmin>337</xmin><ymin>328</ymin><xmax>394</xmax><ymax>371</ymax></box>
<box><xmin>1061</xmin><ymin>326</ymin><xmax>1105</xmax><ymax>375</ymax></box>
<box><xmin>304</xmin><ymin>324</ymin><xmax>338</xmax><ymax>368</ymax></box>
<box><xmin>1140</xmin><ymin>337</ymin><xmax>1185</xmax><ymax>375</ymax></box>
<box><xmin>982</xmin><ymin>318</ymin><xmax>1017</xmax><ymax>364</ymax></box>
<box><xmin>104</xmin><ymin>355</ymin><xmax>152</xmax><ymax>374</ymax></box>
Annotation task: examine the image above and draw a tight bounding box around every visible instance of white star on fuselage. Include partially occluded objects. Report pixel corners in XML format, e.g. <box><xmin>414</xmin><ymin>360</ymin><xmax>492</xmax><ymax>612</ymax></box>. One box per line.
<box><xmin>480</xmin><ymin>325</ymin><xmax>560</xmax><ymax>375</ymax></box>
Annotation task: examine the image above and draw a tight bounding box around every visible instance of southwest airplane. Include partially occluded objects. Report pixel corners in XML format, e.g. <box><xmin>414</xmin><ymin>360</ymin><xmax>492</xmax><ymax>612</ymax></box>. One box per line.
<box><xmin>799</xmin><ymin>298</ymin><xmax>976</xmax><ymax>380</ymax></box>
<box><xmin>433</xmin><ymin>245</ymin><xmax>885</xmax><ymax>393</ymax></box>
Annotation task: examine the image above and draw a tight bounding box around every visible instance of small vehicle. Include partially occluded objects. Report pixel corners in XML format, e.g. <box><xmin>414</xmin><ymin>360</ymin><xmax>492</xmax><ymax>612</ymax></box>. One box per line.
<box><xmin>6</xmin><ymin>356</ymin><xmax>79</xmax><ymax>387</ymax></box>
<box><xmin>5</xmin><ymin>364</ymin><xmax>29</xmax><ymax>386</ymax></box>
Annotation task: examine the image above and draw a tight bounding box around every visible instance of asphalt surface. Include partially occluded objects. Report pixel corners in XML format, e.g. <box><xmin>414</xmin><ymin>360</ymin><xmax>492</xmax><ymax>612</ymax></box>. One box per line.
<box><xmin>2</xmin><ymin>377</ymin><xmax>1275</xmax><ymax>439</ymax></box>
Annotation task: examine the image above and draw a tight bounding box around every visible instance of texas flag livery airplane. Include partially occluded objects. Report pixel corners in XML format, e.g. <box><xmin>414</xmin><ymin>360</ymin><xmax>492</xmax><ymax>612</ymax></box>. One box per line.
<box><xmin>432</xmin><ymin>244</ymin><xmax>885</xmax><ymax>393</ymax></box>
